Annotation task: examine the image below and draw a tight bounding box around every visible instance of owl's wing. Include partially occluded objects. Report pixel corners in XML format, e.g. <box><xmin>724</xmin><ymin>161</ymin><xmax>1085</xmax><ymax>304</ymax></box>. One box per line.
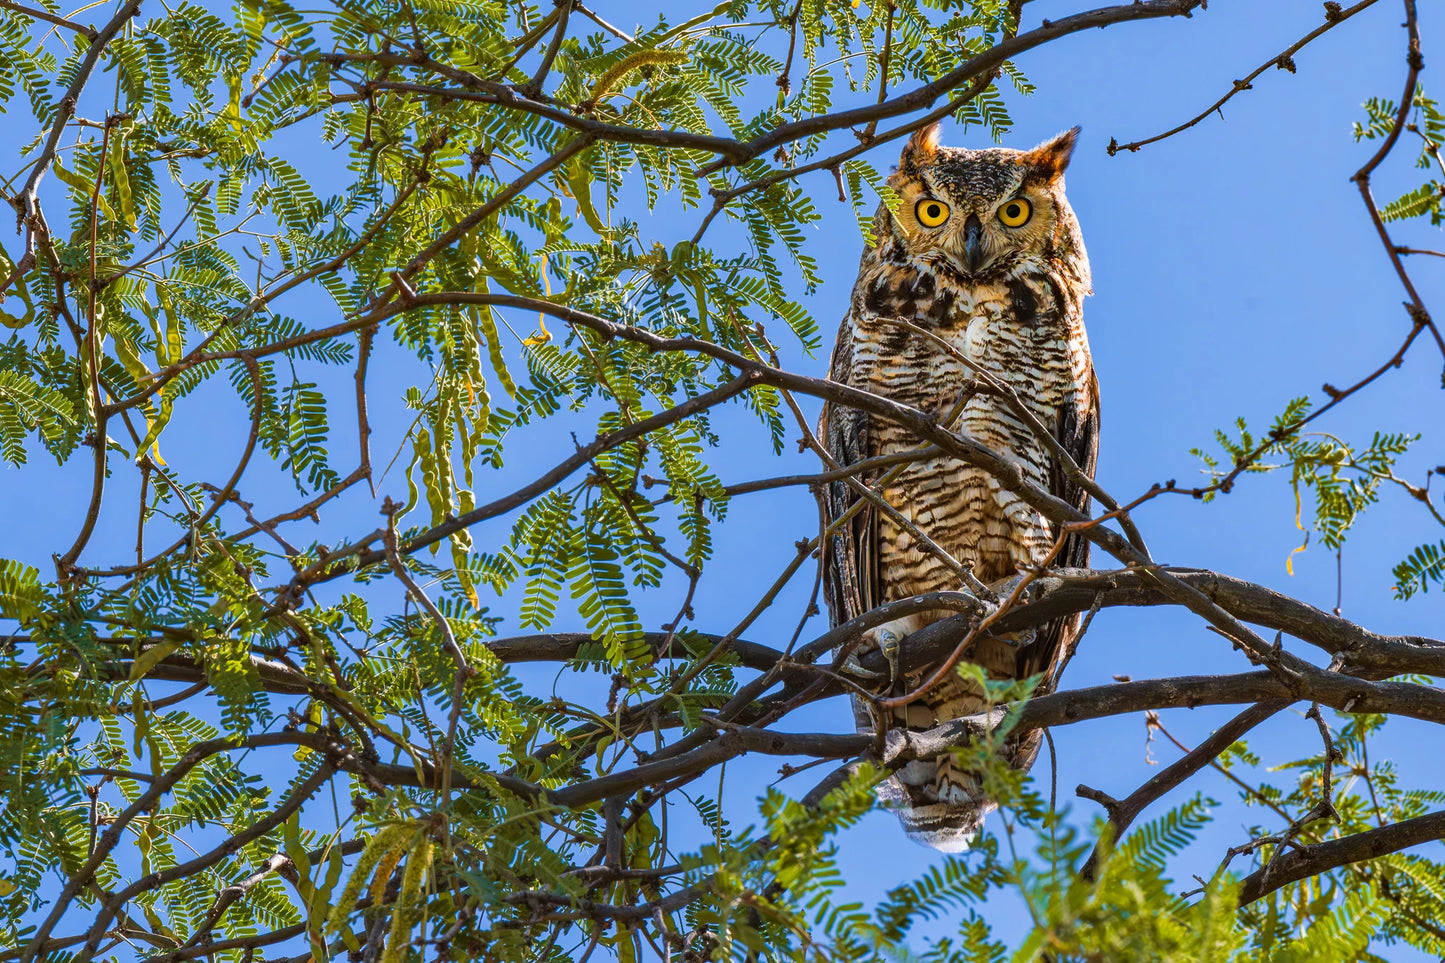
<box><xmin>1019</xmin><ymin>365</ymin><xmax>1100</xmax><ymax>689</ymax></box>
<box><xmin>987</xmin><ymin>366</ymin><xmax>1100</xmax><ymax>800</ymax></box>
<box><xmin>1054</xmin><ymin>367</ymin><xmax>1101</xmax><ymax>570</ymax></box>
<box><xmin>819</xmin><ymin>308</ymin><xmax>878</xmax><ymax>629</ymax></box>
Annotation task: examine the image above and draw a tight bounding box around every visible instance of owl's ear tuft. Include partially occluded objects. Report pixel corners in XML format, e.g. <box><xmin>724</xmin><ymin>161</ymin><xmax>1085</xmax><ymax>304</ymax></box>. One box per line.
<box><xmin>899</xmin><ymin>122</ymin><xmax>942</xmax><ymax>172</ymax></box>
<box><xmin>1021</xmin><ymin>126</ymin><xmax>1080</xmax><ymax>179</ymax></box>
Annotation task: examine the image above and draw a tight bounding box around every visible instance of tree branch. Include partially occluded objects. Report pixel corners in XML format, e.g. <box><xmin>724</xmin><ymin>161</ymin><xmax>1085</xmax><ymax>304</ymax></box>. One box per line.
<box><xmin>0</xmin><ymin>0</ymin><xmax>97</xmax><ymax>39</ymax></box>
<box><xmin>3</xmin><ymin>0</ymin><xmax>141</xmax><ymax>296</ymax></box>
<box><xmin>696</xmin><ymin>0</ymin><xmax>1206</xmax><ymax>176</ymax></box>
<box><xmin>1238</xmin><ymin>809</ymin><xmax>1445</xmax><ymax>904</ymax></box>
<box><xmin>1108</xmin><ymin>0</ymin><xmax>1383</xmax><ymax>154</ymax></box>
<box><xmin>1077</xmin><ymin>700</ymin><xmax>1289</xmax><ymax>879</ymax></box>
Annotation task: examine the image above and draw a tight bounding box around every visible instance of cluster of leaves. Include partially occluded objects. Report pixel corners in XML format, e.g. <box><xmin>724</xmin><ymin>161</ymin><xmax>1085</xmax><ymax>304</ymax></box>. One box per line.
<box><xmin>1226</xmin><ymin>710</ymin><xmax>1445</xmax><ymax>961</ymax></box>
<box><xmin>1193</xmin><ymin>397</ymin><xmax>1417</xmax><ymax>573</ymax></box>
<box><xmin>0</xmin><ymin>0</ymin><xmax>1044</xmax><ymax>956</ymax></box>
<box><xmin>1354</xmin><ymin>89</ymin><xmax>1445</xmax><ymax>226</ymax></box>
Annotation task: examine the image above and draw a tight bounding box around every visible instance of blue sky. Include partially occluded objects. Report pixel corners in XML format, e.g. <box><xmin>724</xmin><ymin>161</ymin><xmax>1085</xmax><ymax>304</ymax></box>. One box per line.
<box><xmin>4</xmin><ymin>0</ymin><xmax>1444</xmax><ymax>956</ymax></box>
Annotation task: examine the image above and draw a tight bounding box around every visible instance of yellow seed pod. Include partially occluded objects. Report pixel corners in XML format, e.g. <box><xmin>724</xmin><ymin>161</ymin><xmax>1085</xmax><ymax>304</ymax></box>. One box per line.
<box><xmin>326</xmin><ymin>822</ymin><xmax>417</xmax><ymax>937</ymax></box>
<box><xmin>379</xmin><ymin>835</ymin><xmax>434</xmax><ymax>963</ymax></box>
<box><xmin>586</xmin><ymin>48</ymin><xmax>690</xmax><ymax>107</ymax></box>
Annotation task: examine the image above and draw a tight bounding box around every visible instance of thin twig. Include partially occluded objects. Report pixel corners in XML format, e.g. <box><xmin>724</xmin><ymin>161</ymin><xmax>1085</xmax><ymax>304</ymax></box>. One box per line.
<box><xmin>522</xmin><ymin>0</ymin><xmax>573</xmax><ymax>98</ymax></box>
<box><xmin>573</xmin><ymin>1</ymin><xmax>633</xmax><ymax>42</ymax></box>
<box><xmin>1108</xmin><ymin>0</ymin><xmax>1383</xmax><ymax>154</ymax></box>
<box><xmin>382</xmin><ymin>499</ymin><xmax>475</xmax><ymax>811</ymax></box>
<box><xmin>1078</xmin><ymin>700</ymin><xmax>1289</xmax><ymax>879</ymax></box>
<box><xmin>0</xmin><ymin>0</ymin><xmax>97</xmax><ymax>39</ymax></box>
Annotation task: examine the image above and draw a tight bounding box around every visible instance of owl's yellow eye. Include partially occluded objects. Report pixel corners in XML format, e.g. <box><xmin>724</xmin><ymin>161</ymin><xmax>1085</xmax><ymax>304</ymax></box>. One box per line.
<box><xmin>997</xmin><ymin>198</ymin><xmax>1032</xmax><ymax>227</ymax></box>
<box><xmin>914</xmin><ymin>198</ymin><xmax>950</xmax><ymax>228</ymax></box>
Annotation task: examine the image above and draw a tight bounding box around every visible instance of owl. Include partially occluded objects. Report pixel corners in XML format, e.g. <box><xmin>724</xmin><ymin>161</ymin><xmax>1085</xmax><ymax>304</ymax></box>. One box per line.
<box><xmin>819</xmin><ymin>124</ymin><xmax>1099</xmax><ymax>852</ymax></box>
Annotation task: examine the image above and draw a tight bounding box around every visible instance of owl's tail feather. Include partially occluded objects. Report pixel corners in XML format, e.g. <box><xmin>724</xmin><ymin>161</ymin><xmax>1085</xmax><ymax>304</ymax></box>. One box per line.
<box><xmin>877</xmin><ymin>756</ymin><xmax>998</xmax><ymax>852</ymax></box>
<box><xmin>849</xmin><ymin>612</ymin><xmax>1064</xmax><ymax>853</ymax></box>
<box><xmin>897</xmin><ymin>801</ymin><xmax>994</xmax><ymax>853</ymax></box>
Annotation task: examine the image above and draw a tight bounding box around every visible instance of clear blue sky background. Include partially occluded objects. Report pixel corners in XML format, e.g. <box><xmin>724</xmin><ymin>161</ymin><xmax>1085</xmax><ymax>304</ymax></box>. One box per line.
<box><xmin>4</xmin><ymin>0</ymin><xmax>1444</xmax><ymax>957</ymax></box>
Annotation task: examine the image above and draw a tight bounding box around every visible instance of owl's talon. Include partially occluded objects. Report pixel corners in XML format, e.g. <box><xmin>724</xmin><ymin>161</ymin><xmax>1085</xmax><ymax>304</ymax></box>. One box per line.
<box><xmin>855</xmin><ymin>615</ymin><xmax>927</xmax><ymax>691</ymax></box>
<box><xmin>841</xmin><ymin>651</ymin><xmax>887</xmax><ymax>681</ymax></box>
<box><xmin>988</xmin><ymin>572</ymin><xmax>1029</xmax><ymax>599</ymax></box>
<box><xmin>878</xmin><ymin>629</ymin><xmax>903</xmax><ymax>687</ymax></box>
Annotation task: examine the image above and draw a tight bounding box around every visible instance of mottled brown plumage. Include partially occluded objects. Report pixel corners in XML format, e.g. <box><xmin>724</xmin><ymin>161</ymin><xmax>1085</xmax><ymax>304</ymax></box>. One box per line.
<box><xmin>819</xmin><ymin>124</ymin><xmax>1099</xmax><ymax>851</ymax></box>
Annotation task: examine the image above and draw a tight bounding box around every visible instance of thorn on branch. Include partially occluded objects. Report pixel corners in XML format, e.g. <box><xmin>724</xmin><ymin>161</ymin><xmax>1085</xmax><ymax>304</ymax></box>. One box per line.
<box><xmin>1178</xmin><ymin>873</ymin><xmax>1211</xmax><ymax>899</ymax></box>
<box><xmin>390</xmin><ymin>271</ymin><xmax>417</xmax><ymax>305</ymax></box>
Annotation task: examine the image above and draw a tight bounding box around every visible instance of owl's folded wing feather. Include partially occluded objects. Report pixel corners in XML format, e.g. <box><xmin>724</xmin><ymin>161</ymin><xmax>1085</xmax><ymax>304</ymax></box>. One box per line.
<box><xmin>987</xmin><ymin>368</ymin><xmax>1100</xmax><ymax>790</ymax></box>
<box><xmin>1020</xmin><ymin>366</ymin><xmax>1101</xmax><ymax>688</ymax></box>
<box><xmin>819</xmin><ymin>309</ymin><xmax>878</xmax><ymax>629</ymax></box>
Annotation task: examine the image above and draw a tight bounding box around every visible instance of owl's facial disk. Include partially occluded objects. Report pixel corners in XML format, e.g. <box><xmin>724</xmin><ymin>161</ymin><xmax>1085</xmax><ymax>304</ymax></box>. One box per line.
<box><xmin>888</xmin><ymin>124</ymin><xmax>1081</xmax><ymax>278</ymax></box>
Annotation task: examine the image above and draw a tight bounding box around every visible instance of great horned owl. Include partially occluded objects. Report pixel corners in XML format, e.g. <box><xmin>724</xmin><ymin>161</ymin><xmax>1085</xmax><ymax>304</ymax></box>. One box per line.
<box><xmin>819</xmin><ymin>124</ymin><xmax>1099</xmax><ymax>851</ymax></box>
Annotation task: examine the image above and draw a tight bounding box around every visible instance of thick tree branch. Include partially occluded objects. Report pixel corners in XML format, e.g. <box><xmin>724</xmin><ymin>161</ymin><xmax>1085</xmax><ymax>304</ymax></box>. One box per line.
<box><xmin>0</xmin><ymin>0</ymin><xmax>98</xmax><ymax>39</ymax></box>
<box><xmin>696</xmin><ymin>0</ymin><xmax>1206</xmax><ymax>175</ymax></box>
<box><xmin>347</xmin><ymin>672</ymin><xmax>1306</xmax><ymax>809</ymax></box>
<box><xmin>1238</xmin><ymin>809</ymin><xmax>1445</xmax><ymax>904</ymax></box>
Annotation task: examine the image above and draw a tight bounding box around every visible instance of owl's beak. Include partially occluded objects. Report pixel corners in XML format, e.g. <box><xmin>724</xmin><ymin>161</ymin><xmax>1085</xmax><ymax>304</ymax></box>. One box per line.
<box><xmin>962</xmin><ymin>214</ymin><xmax>985</xmax><ymax>273</ymax></box>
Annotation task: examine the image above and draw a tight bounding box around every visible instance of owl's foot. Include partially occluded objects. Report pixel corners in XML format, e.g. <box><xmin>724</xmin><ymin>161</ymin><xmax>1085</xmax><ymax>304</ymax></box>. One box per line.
<box><xmin>988</xmin><ymin>571</ymin><xmax>1031</xmax><ymax>601</ymax></box>
<box><xmin>845</xmin><ymin>614</ymin><xmax>928</xmax><ymax>689</ymax></box>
